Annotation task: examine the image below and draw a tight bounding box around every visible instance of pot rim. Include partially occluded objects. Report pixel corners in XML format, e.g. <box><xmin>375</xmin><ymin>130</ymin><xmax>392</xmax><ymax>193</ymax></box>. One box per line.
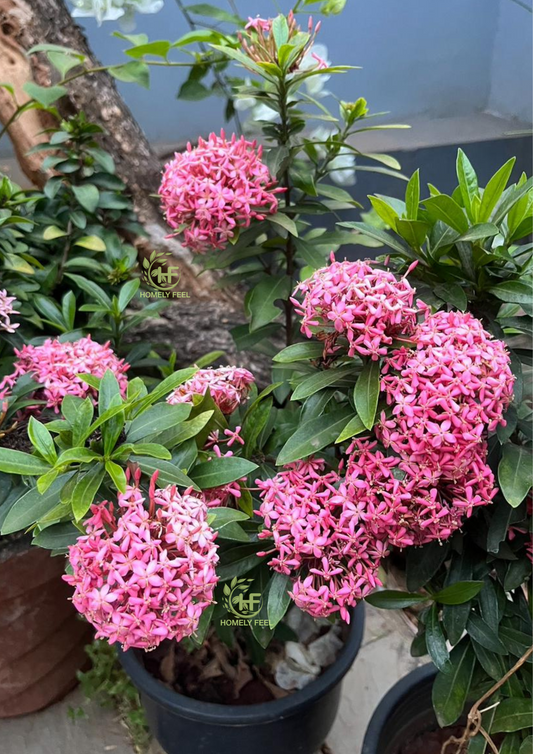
<box><xmin>361</xmin><ymin>663</ymin><xmax>436</xmax><ymax>754</ymax></box>
<box><xmin>118</xmin><ymin>602</ymin><xmax>365</xmax><ymax>725</ymax></box>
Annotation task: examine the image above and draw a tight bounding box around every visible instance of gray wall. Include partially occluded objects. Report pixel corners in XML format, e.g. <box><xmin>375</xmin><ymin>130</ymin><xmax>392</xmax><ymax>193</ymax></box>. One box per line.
<box><xmin>74</xmin><ymin>0</ymin><xmax>531</xmax><ymax>146</ymax></box>
<box><xmin>489</xmin><ymin>0</ymin><xmax>533</xmax><ymax>122</ymax></box>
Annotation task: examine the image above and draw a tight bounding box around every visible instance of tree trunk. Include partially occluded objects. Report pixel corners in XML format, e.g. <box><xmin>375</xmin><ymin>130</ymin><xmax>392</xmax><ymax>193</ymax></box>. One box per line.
<box><xmin>0</xmin><ymin>0</ymin><xmax>160</xmax><ymax>222</ymax></box>
<box><xmin>0</xmin><ymin>0</ymin><xmax>238</xmax><ymax>301</ymax></box>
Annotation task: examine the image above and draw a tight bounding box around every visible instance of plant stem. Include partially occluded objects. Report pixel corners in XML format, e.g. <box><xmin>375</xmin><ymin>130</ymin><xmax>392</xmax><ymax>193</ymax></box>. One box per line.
<box><xmin>174</xmin><ymin>0</ymin><xmax>243</xmax><ymax>135</ymax></box>
<box><xmin>278</xmin><ymin>76</ymin><xmax>295</xmax><ymax>346</ymax></box>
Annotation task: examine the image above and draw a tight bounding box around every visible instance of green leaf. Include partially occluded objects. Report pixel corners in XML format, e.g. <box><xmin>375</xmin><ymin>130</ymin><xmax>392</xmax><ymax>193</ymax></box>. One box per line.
<box><xmin>489</xmin><ymin>280</ymin><xmax>533</xmax><ymax>305</ymax></box>
<box><xmin>405</xmin><ymin>169</ymin><xmax>420</xmax><ymax>220</ymax></box>
<box><xmin>248</xmin><ymin>276</ymin><xmax>291</xmax><ymax>332</ymax></box>
<box><xmin>493</xmin><ymin>177</ymin><xmax>533</xmax><ymax>224</ymax></box>
<box><xmin>457</xmin><ymin>223</ymin><xmax>500</xmax><ymax>242</ymax></box>
<box><xmin>74</xmin><ymin>235</ymin><xmax>106</xmax><ymax>251</ymax></box>
<box><xmin>335</xmin><ymin>413</ymin><xmax>366</xmax><ymax>443</ymax></box>
<box><xmin>424</xmin><ymin>195</ymin><xmax>469</xmax><ymax>234</ymax></box>
<box><xmin>434</xmin><ymin>283</ymin><xmax>468</xmax><ymax>311</ymax></box>
<box><xmin>267</xmin><ymin>572</ymin><xmax>292</xmax><ymax>629</ymax></box>
<box><xmin>71</xmin><ymin>464</ymin><xmax>106</xmax><ymax>521</ymax></box>
<box><xmin>492</xmin><ymin>699</ymin><xmax>532</xmax><ymax>733</ymax></box>
<box><xmin>189</xmin><ymin>457</ymin><xmax>258</xmax><ymax>489</ymax></box>
<box><xmin>369</xmin><ymin>196</ymin><xmax>399</xmax><ymax>227</ymax></box>
<box><xmin>354</xmin><ymin>360</ymin><xmax>381</xmax><ymax>430</ymax></box>
<box><xmin>498</xmin><ymin>443</ymin><xmax>533</xmax><ymax>507</ymax></box>
<box><xmin>57</xmin><ymin>448</ymin><xmax>101</xmax><ymax>465</ymax></box>
<box><xmin>43</xmin><ymin>225</ymin><xmax>67</xmax><ymax>240</ymax></box>
<box><xmin>432</xmin><ymin>640</ymin><xmax>475</xmax><ymax>726</ymax></box>
<box><xmin>33</xmin><ymin>522</ymin><xmax>80</xmax><ymax>550</ymax></box>
<box><xmin>217</xmin><ymin>544</ymin><xmax>264</xmax><ymax>581</ymax></box>
<box><xmin>1</xmin><ymin>474</ymin><xmax>72</xmax><ymax>534</ymax></box>
<box><xmin>105</xmin><ymin>460</ymin><xmax>127</xmax><ymax>493</ymax></box>
<box><xmin>185</xmin><ymin>3</ymin><xmax>242</xmax><ymax>23</ymax></box>
<box><xmin>127</xmin><ymin>443</ymin><xmax>171</xmax><ymax>460</ymax></box>
<box><xmin>65</xmin><ymin>274</ymin><xmax>112</xmax><ymax>308</ymax></box>
<box><xmin>269</xmin><ymin>213</ymin><xmax>299</xmax><ymax>237</ymax></box>
<box><xmin>395</xmin><ymin>219</ymin><xmax>429</xmax><ymax>249</ymax></box>
<box><xmin>28</xmin><ymin>417</ymin><xmax>57</xmax><ymax>465</ymax></box>
<box><xmin>338</xmin><ymin>221</ymin><xmax>412</xmax><ymax>256</ymax></box>
<box><xmin>406</xmin><ymin>541</ymin><xmax>449</xmax><ymax>591</ymax></box>
<box><xmin>456</xmin><ymin>149</ymin><xmax>479</xmax><ymax>221</ymax></box>
<box><xmin>0</xmin><ymin>448</ymin><xmax>51</xmax><ymax>476</ymax></box>
<box><xmin>23</xmin><ymin>82</ymin><xmax>67</xmax><ymax>107</ymax></box>
<box><xmin>365</xmin><ymin>590</ymin><xmax>429</xmax><ymax>610</ymax></box>
<box><xmin>434</xmin><ymin>581</ymin><xmax>484</xmax><ymax>605</ymax></box>
<box><xmin>109</xmin><ymin>61</ymin><xmax>150</xmax><ymax>88</ymax></box>
<box><xmin>519</xmin><ymin>736</ymin><xmax>533</xmax><ymax>754</ymax></box>
<box><xmin>125</xmin><ymin>40</ymin><xmax>171</xmax><ymax>59</ymax></box>
<box><xmin>71</xmin><ymin>184</ymin><xmax>99</xmax><ymax>214</ymax></box>
<box><xmin>276</xmin><ymin>406</ymin><xmax>352</xmax><ymax>465</ymax></box>
<box><xmin>273</xmin><ymin>342</ymin><xmax>325</xmax><ymax>363</ymax></box>
<box><xmin>426</xmin><ymin>603</ymin><xmax>450</xmax><ymax>672</ymax></box>
<box><xmin>467</xmin><ymin>613</ymin><xmax>508</xmax><ymax>655</ymax></box>
<box><xmin>127</xmin><ymin>403</ymin><xmax>191</xmax><ymax>443</ymax></box>
<box><xmin>135</xmin><ymin>457</ymin><xmax>198</xmax><ymax>490</ymax></box>
<box><xmin>208</xmin><ymin>508</ymin><xmax>249</xmax><ymax>529</ymax></box>
<box><xmin>133</xmin><ymin>368</ymin><xmax>197</xmax><ymax>411</ymax></box>
<box><xmin>292</xmin><ymin>366</ymin><xmax>354</xmax><ymax>402</ymax></box>
<box><xmin>479</xmin><ymin>157</ymin><xmax>516</xmax><ymax>222</ymax></box>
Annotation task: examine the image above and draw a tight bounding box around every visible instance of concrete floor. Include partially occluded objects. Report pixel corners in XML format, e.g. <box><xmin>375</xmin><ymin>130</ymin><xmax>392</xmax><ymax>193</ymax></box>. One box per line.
<box><xmin>0</xmin><ymin>605</ymin><xmax>423</xmax><ymax>754</ymax></box>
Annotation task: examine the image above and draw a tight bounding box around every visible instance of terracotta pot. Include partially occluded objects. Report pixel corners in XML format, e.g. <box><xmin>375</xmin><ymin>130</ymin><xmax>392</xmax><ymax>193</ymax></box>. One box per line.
<box><xmin>0</xmin><ymin>541</ymin><xmax>92</xmax><ymax>718</ymax></box>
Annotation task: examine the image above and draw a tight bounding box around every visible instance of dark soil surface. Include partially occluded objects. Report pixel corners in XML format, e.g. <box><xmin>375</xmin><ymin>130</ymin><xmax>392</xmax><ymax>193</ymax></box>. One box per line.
<box><xmin>397</xmin><ymin>725</ymin><xmax>465</xmax><ymax>754</ymax></box>
<box><xmin>128</xmin><ymin>300</ymin><xmax>279</xmax><ymax>387</ymax></box>
<box><xmin>142</xmin><ymin>630</ymin><xmax>289</xmax><ymax>705</ymax></box>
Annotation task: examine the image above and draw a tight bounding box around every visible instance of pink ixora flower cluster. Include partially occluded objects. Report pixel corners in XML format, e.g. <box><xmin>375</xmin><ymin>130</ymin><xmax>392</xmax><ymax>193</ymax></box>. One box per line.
<box><xmin>64</xmin><ymin>472</ymin><xmax>219</xmax><ymax>651</ymax></box>
<box><xmin>0</xmin><ymin>289</ymin><xmax>19</xmax><ymax>333</ymax></box>
<box><xmin>379</xmin><ymin>310</ymin><xmax>515</xmax><ymax>478</ymax></box>
<box><xmin>166</xmin><ymin>366</ymin><xmax>254</xmax><ymax>415</ymax></box>
<box><xmin>160</xmin><ymin>130</ymin><xmax>283</xmax><ymax>254</ymax></box>
<box><xmin>342</xmin><ymin>439</ymin><xmax>497</xmax><ymax>549</ymax></box>
<box><xmin>0</xmin><ymin>335</ymin><xmax>128</xmax><ymax>412</ymax></box>
<box><xmin>292</xmin><ymin>257</ymin><xmax>425</xmax><ymax>360</ymax></box>
<box><xmin>257</xmin><ymin>458</ymin><xmax>384</xmax><ymax>621</ymax></box>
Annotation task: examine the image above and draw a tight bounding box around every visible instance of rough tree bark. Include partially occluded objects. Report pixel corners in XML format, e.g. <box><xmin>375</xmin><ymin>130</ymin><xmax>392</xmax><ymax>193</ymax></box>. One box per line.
<box><xmin>0</xmin><ymin>0</ymin><xmax>238</xmax><ymax>301</ymax></box>
<box><xmin>0</xmin><ymin>0</ymin><xmax>160</xmax><ymax>220</ymax></box>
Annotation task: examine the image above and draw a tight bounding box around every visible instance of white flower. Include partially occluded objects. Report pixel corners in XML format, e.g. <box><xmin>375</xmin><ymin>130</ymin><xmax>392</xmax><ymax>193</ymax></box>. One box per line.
<box><xmin>234</xmin><ymin>79</ymin><xmax>257</xmax><ymax>112</ymax></box>
<box><xmin>70</xmin><ymin>0</ymin><xmax>164</xmax><ymax>28</ymax></box>
<box><xmin>299</xmin><ymin>44</ymin><xmax>331</xmax><ymax>97</ymax></box>
<box><xmin>309</xmin><ymin>126</ymin><xmax>356</xmax><ymax>186</ymax></box>
<box><xmin>251</xmin><ymin>102</ymin><xmax>279</xmax><ymax>123</ymax></box>
<box><xmin>329</xmin><ymin>148</ymin><xmax>357</xmax><ymax>186</ymax></box>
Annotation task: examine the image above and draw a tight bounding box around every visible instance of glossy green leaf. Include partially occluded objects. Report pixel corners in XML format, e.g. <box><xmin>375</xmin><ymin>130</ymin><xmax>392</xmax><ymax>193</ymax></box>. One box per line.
<box><xmin>478</xmin><ymin>157</ymin><xmax>516</xmax><ymax>222</ymax></box>
<box><xmin>426</xmin><ymin>603</ymin><xmax>450</xmax><ymax>672</ymax></box>
<box><xmin>189</xmin><ymin>457</ymin><xmax>258</xmax><ymax>489</ymax></box>
<box><xmin>248</xmin><ymin>275</ymin><xmax>291</xmax><ymax>332</ymax></box>
<box><xmin>492</xmin><ymin>700</ymin><xmax>532</xmax><ymax>733</ymax></box>
<box><xmin>365</xmin><ymin>590</ymin><xmax>429</xmax><ymax>610</ymax></box>
<box><xmin>267</xmin><ymin>571</ymin><xmax>292</xmax><ymax>629</ymax></box>
<box><xmin>276</xmin><ymin>406</ymin><xmax>352</xmax><ymax>465</ymax></box>
<box><xmin>28</xmin><ymin>417</ymin><xmax>57</xmax><ymax>465</ymax></box>
<box><xmin>498</xmin><ymin>444</ymin><xmax>533</xmax><ymax>507</ymax></box>
<box><xmin>434</xmin><ymin>581</ymin><xmax>485</xmax><ymax>605</ymax></box>
<box><xmin>292</xmin><ymin>366</ymin><xmax>354</xmax><ymax>401</ymax></box>
<box><xmin>432</xmin><ymin>639</ymin><xmax>475</xmax><ymax>726</ymax></box>
<box><xmin>0</xmin><ymin>448</ymin><xmax>51</xmax><ymax>476</ymax></box>
<box><xmin>424</xmin><ymin>194</ymin><xmax>469</xmax><ymax>233</ymax></box>
<box><xmin>354</xmin><ymin>360</ymin><xmax>381</xmax><ymax>430</ymax></box>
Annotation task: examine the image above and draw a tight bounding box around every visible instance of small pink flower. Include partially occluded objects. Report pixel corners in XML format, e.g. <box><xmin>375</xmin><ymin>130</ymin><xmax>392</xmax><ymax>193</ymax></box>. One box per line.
<box><xmin>166</xmin><ymin>366</ymin><xmax>254</xmax><ymax>415</ymax></box>
<box><xmin>64</xmin><ymin>471</ymin><xmax>219</xmax><ymax>651</ymax></box>
<box><xmin>0</xmin><ymin>335</ymin><xmax>128</xmax><ymax>412</ymax></box>
<box><xmin>0</xmin><ymin>289</ymin><xmax>19</xmax><ymax>333</ymax></box>
<box><xmin>292</xmin><ymin>256</ymin><xmax>426</xmax><ymax>359</ymax></box>
<box><xmin>160</xmin><ymin>131</ymin><xmax>284</xmax><ymax>254</ymax></box>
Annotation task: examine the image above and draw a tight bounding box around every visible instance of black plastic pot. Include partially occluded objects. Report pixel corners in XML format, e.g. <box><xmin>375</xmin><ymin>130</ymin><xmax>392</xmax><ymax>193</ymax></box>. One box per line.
<box><xmin>119</xmin><ymin>603</ymin><xmax>365</xmax><ymax>754</ymax></box>
<box><xmin>361</xmin><ymin>664</ymin><xmax>437</xmax><ymax>754</ymax></box>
